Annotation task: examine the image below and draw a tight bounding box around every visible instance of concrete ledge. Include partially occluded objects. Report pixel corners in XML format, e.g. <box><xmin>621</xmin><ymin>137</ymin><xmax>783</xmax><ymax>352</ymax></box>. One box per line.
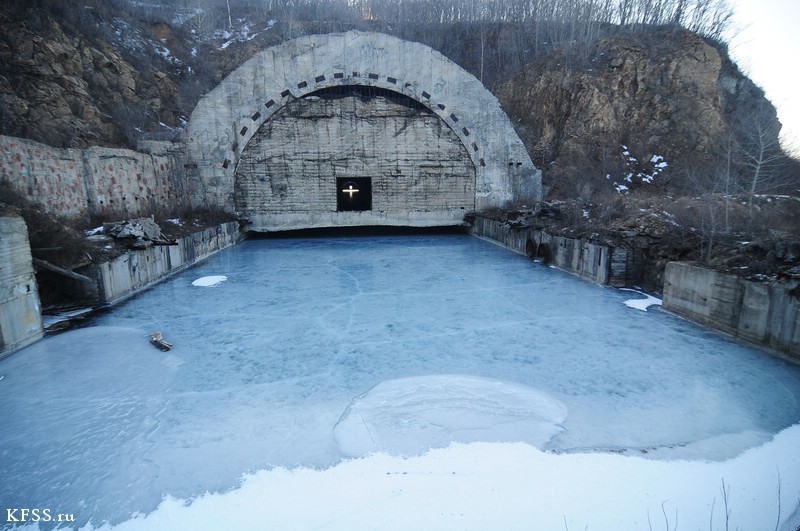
<box><xmin>81</xmin><ymin>222</ymin><xmax>243</xmax><ymax>305</ymax></box>
<box><xmin>663</xmin><ymin>262</ymin><xmax>800</xmax><ymax>360</ymax></box>
<box><xmin>245</xmin><ymin>209</ymin><xmax>470</xmax><ymax>232</ymax></box>
<box><xmin>469</xmin><ymin>216</ymin><xmax>626</xmax><ymax>286</ymax></box>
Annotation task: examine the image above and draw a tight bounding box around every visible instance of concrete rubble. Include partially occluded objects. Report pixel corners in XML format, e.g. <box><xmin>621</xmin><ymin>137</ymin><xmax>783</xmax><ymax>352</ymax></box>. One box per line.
<box><xmin>102</xmin><ymin>217</ymin><xmax>167</xmax><ymax>249</ymax></box>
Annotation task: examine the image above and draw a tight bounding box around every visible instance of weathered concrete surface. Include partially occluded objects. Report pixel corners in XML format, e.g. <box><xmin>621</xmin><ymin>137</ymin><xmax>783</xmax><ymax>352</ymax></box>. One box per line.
<box><xmin>0</xmin><ymin>135</ymin><xmax>189</xmax><ymax>222</ymax></box>
<box><xmin>663</xmin><ymin>262</ymin><xmax>800</xmax><ymax>359</ymax></box>
<box><xmin>236</xmin><ymin>92</ymin><xmax>475</xmax><ymax>230</ymax></box>
<box><xmin>79</xmin><ymin>222</ymin><xmax>242</xmax><ymax>305</ymax></box>
<box><xmin>0</xmin><ymin>212</ymin><xmax>43</xmax><ymax>358</ymax></box>
<box><xmin>184</xmin><ymin>31</ymin><xmax>540</xmax><ymax>230</ymax></box>
<box><xmin>469</xmin><ymin>217</ymin><xmax>626</xmax><ymax>286</ymax></box>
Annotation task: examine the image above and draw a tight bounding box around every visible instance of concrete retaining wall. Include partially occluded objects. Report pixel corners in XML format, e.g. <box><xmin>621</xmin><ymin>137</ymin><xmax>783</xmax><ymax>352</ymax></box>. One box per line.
<box><xmin>473</xmin><ymin>218</ymin><xmax>800</xmax><ymax>359</ymax></box>
<box><xmin>0</xmin><ymin>212</ymin><xmax>43</xmax><ymax>358</ymax></box>
<box><xmin>79</xmin><ymin>222</ymin><xmax>242</xmax><ymax>305</ymax></box>
<box><xmin>469</xmin><ymin>216</ymin><xmax>626</xmax><ymax>286</ymax></box>
<box><xmin>663</xmin><ymin>262</ymin><xmax>800</xmax><ymax>359</ymax></box>
<box><xmin>0</xmin><ymin>135</ymin><xmax>190</xmax><ymax>222</ymax></box>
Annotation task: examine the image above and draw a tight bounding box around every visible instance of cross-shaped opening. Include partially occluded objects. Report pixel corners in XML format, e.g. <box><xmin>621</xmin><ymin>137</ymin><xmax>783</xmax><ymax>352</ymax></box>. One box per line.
<box><xmin>336</xmin><ymin>177</ymin><xmax>372</xmax><ymax>211</ymax></box>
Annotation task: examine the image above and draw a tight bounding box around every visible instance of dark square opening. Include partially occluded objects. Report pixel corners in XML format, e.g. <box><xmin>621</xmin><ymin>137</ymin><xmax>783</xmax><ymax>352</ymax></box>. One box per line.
<box><xmin>337</xmin><ymin>177</ymin><xmax>372</xmax><ymax>212</ymax></box>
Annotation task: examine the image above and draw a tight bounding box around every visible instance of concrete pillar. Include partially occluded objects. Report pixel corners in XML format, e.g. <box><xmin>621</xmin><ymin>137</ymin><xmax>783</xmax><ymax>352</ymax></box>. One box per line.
<box><xmin>0</xmin><ymin>209</ymin><xmax>43</xmax><ymax>358</ymax></box>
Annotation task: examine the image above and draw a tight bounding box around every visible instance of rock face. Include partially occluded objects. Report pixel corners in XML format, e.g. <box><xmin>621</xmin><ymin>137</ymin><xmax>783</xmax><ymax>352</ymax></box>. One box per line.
<box><xmin>0</xmin><ymin>12</ymin><xmax>132</xmax><ymax>147</ymax></box>
<box><xmin>495</xmin><ymin>27</ymin><xmax>782</xmax><ymax>197</ymax></box>
<box><xmin>0</xmin><ymin>5</ymin><xmax>184</xmax><ymax>148</ymax></box>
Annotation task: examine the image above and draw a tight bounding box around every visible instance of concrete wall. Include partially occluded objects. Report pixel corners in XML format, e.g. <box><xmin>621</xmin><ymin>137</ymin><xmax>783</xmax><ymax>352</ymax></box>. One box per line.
<box><xmin>469</xmin><ymin>216</ymin><xmax>626</xmax><ymax>286</ymax></box>
<box><xmin>236</xmin><ymin>92</ymin><xmax>475</xmax><ymax>231</ymax></box>
<box><xmin>473</xmin><ymin>218</ymin><xmax>800</xmax><ymax>359</ymax></box>
<box><xmin>81</xmin><ymin>222</ymin><xmax>242</xmax><ymax>304</ymax></box>
<box><xmin>183</xmin><ymin>31</ymin><xmax>541</xmax><ymax>222</ymax></box>
<box><xmin>0</xmin><ymin>135</ymin><xmax>190</xmax><ymax>222</ymax></box>
<box><xmin>663</xmin><ymin>262</ymin><xmax>800</xmax><ymax>359</ymax></box>
<box><xmin>0</xmin><ymin>212</ymin><xmax>43</xmax><ymax>358</ymax></box>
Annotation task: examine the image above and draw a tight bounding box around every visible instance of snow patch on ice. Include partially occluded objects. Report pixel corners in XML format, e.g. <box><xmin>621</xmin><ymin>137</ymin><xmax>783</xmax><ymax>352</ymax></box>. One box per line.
<box><xmin>620</xmin><ymin>288</ymin><xmax>662</xmax><ymax>311</ymax></box>
<box><xmin>191</xmin><ymin>275</ymin><xmax>227</xmax><ymax>287</ymax></box>
<box><xmin>334</xmin><ymin>375</ymin><xmax>567</xmax><ymax>458</ymax></box>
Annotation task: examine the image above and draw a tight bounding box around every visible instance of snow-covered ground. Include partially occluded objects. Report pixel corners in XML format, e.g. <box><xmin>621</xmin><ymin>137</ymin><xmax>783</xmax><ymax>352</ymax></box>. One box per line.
<box><xmin>2</xmin><ymin>234</ymin><xmax>800</xmax><ymax>530</ymax></box>
<box><xmin>90</xmin><ymin>427</ymin><xmax>800</xmax><ymax>530</ymax></box>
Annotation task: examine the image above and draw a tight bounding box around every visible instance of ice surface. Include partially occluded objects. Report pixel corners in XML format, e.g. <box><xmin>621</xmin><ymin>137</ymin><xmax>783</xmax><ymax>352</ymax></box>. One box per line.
<box><xmin>333</xmin><ymin>375</ymin><xmax>567</xmax><ymax>457</ymax></box>
<box><xmin>2</xmin><ymin>234</ymin><xmax>800</xmax><ymax>528</ymax></box>
<box><xmin>0</xmin><ymin>327</ymin><xmax>181</xmax><ymax>526</ymax></box>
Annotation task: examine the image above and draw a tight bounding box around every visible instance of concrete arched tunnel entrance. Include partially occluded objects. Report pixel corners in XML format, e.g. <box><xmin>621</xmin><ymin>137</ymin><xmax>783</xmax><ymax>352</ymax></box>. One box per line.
<box><xmin>182</xmin><ymin>31</ymin><xmax>541</xmax><ymax>232</ymax></box>
<box><xmin>233</xmin><ymin>85</ymin><xmax>477</xmax><ymax>230</ymax></box>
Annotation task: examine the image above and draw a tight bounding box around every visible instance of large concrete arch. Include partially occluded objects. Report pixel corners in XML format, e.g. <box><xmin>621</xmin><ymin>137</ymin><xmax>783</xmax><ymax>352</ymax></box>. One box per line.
<box><xmin>182</xmin><ymin>31</ymin><xmax>541</xmax><ymax>230</ymax></box>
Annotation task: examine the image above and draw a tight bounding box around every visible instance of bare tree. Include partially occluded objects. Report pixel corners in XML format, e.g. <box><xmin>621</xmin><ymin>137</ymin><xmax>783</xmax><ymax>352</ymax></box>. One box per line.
<box><xmin>734</xmin><ymin>105</ymin><xmax>794</xmax><ymax>218</ymax></box>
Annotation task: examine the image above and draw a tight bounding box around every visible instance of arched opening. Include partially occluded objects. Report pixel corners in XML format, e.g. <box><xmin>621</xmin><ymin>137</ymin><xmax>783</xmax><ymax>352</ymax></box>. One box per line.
<box><xmin>525</xmin><ymin>237</ymin><xmax>537</xmax><ymax>258</ymax></box>
<box><xmin>234</xmin><ymin>85</ymin><xmax>476</xmax><ymax>229</ymax></box>
<box><xmin>537</xmin><ymin>242</ymin><xmax>553</xmax><ymax>264</ymax></box>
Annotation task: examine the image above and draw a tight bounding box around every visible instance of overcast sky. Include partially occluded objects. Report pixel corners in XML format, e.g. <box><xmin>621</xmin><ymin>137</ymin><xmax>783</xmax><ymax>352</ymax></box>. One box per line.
<box><xmin>728</xmin><ymin>0</ymin><xmax>800</xmax><ymax>152</ymax></box>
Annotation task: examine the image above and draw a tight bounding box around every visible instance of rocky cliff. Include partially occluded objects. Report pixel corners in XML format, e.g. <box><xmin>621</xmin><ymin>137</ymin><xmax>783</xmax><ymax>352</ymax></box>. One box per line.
<box><xmin>495</xmin><ymin>26</ymin><xmax>781</xmax><ymax>198</ymax></box>
<box><xmin>0</xmin><ymin>3</ymin><xmax>190</xmax><ymax>148</ymax></box>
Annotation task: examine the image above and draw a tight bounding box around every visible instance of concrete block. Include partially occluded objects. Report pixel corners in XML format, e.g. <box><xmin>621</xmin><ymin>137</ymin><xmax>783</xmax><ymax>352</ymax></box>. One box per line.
<box><xmin>0</xmin><ymin>213</ymin><xmax>43</xmax><ymax>357</ymax></box>
<box><xmin>663</xmin><ymin>262</ymin><xmax>800</xmax><ymax>360</ymax></box>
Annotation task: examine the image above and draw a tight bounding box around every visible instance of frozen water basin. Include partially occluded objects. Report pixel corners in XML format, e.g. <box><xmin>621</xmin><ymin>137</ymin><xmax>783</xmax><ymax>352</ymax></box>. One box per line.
<box><xmin>2</xmin><ymin>233</ymin><xmax>800</xmax><ymax>528</ymax></box>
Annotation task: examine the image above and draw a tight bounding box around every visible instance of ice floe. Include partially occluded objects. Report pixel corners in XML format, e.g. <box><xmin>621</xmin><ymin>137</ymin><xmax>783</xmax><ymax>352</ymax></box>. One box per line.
<box><xmin>191</xmin><ymin>275</ymin><xmax>227</xmax><ymax>287</ymax></box>
<box><xmin>334</xmin><ymin>375</ymin><xmax>567</xmax><ymax>457</ymax></box>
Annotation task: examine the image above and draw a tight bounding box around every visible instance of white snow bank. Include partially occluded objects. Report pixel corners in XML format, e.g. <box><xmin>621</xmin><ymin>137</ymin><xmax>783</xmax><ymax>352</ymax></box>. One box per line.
<box><xmin>191</xmin><ymin>276</ymin><xmax>227</xmax><ymax>287</ymax></box>
<box><xmin>620</xmin><ymin>288</ymin><xmax>662</xmax><ymax>311</ymax></box>
<box><xmin>334</xmin><ymin>375</ymin><xmax>567</xmax><ymax>457</ymax></box>
<box><xmin>91</xmin><ymin>424</ymin><xmax>800</xmax><ymax>531</ymax></box>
